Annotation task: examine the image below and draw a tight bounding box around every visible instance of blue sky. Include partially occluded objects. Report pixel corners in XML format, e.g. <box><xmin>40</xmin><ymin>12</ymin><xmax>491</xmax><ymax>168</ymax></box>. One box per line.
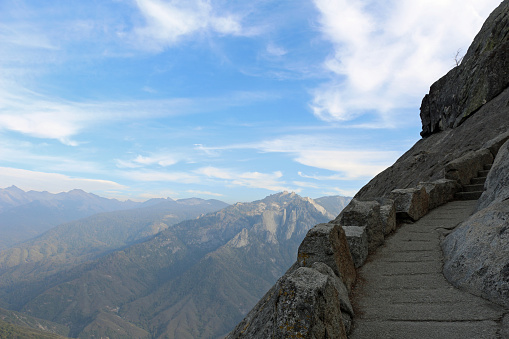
<box><xmin>0</xmin><ymin>0</ymin><xmax>501</xmax><ymax>203</ymax></box>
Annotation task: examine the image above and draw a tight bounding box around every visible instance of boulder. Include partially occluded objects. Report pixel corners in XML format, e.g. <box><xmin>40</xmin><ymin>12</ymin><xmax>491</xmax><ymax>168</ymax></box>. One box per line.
<box><xmin>389</xmin><ymin>186</ymin><xmax>429</xmax><ymax>221</ymax></box>
<box><xmin>342</xmin><ymin>226</ymin><xmax>368</xmax><ymax>268</ymax></box>
<box><xmin>297</xmin><ymin>223</ymin><xmax>356</xmax><ymax>291</ymax></box>
<box><xmin>419</xmin><ymin>179</ymin><xmax>461</xmax><ymax>210</ymax></box>
<box><xmin>442</xmin><ymin>200</ymin><xmax>509</xmax><ymax>308</ymax></box>
<box><xmin>335</xmin><ymin>199</ymin><xmax>384</xmax><ymax>254</ymax></box>
<box><xmin>477</xmin><ymin>139</ymin><xmax>509</xmax><ymax>211</ymax></box>
<box><xmin>420</xmin><ymin>0</ymin><xmax>509</xmax><ymax>137</ymax></box>
<box><xmin>445</xmin><ymin>148</ymin><xmax>493</xmax><ymax>186</ymax></box>
<box><xmin>227</xmin><ymin>265</ymin><xmax>348</xmax><ymax>338</ymax></box>
<box><xmin>311</xmin><ymin>262</ymin><xmax>354</xmax><ymax>333</ymax></box>
<box><xmin>378</xmin><ymin>198</ymin><xmax>396</xmax><ymax>235</ymax></box>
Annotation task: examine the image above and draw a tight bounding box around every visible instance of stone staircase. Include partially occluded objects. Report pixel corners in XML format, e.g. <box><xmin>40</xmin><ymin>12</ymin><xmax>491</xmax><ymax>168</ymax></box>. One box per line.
<box><xmin>454</xmin><ymin>163</ymin><xmax>492</xmax><ymax>200</ymax></box>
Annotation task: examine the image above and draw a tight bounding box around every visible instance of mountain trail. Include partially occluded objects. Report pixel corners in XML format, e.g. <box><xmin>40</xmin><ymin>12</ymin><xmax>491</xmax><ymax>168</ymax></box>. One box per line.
<box><xmin>350</xmin><ymin>200</ymin><xmax>507</xmax><ymax>339</ymax></box>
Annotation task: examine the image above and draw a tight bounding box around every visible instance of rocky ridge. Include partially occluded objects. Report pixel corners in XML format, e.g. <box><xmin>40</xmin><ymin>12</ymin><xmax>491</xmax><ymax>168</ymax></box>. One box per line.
<box><xmin>228</xmin><ymin>1</ymin><xmax>509</xmax><ymax>337</ymax></box>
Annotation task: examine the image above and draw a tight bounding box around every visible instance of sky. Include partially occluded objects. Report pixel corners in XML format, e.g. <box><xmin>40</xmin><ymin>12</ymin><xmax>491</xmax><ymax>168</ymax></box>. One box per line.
<box><xmin>0</xmin><ymin>0</ymin><xmax>502</xmax><ymax>203</ymax></box>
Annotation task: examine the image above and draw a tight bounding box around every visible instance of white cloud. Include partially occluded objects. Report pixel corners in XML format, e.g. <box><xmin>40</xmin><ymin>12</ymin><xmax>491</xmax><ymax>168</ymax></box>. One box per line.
<box><xmin>292</xmin><ymin>181</ymin><xmax>321</xmax><ymax>189</ymax></box>
<box><xmin>115</xmin><ymin>153</ymin><xmax>180</xmax><ymax>168</ymax></box>
<box><xmin>198</xmin><ymin>134</ymin><xmax>399</xmax><ymax>180</ymax></box>
<box><xmin>187</xmin><ymin>190</ymin><xmax>224</xmax><ymax>197</ymax></box>
<box><xmin>196</xmin><ymin>166</ymin><xmax>292</xmax><ymax>192</ymax></box>
<box><xmin>266</xmin><ymin>43</ymin><xmax>287</xmax><ymax>57</ymax></box>
<box><xmin>310</xmin><ymin>0</ymin><xmax>501</xmax><ymax>123</ymax></box>
<box><xmin>0</xmin><ymin>83</ymin><xmax>275</xmax><ymax>145</ymax></box>
<box><xmin>324</xmin><ymin>187</ymin><xmax>358</xmax><ymax>197</ymax></box>
<box><xmin>255</xmin><ymin>135</ymin><xmax>398</xmax><ymax>179</ymax></box>
<box><xmin>132</xmin><ymin>0</ymin><xmax>243</xmax><ymax>50</ymax></box>
<box><xmin>0</xmin><ymin>23</ymin><xmax>59</xmax><ymax>50</ymax></box>
<box><xmin>0</xmin><ymin>167</ymin><xmax>125</xmax><ymax>193</ymax></box>
<box><xmin>294</xmin><ymin>150</ymin><xmax>396</xmax><ymax>179</ymax></box>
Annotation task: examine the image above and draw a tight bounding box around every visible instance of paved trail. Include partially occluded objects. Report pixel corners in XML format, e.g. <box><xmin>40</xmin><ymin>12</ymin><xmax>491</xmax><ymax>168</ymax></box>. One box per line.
<box><xmin>350</xmin><ymin>200</ymin><xmax>507</xmax><ymax>339</ymax></box>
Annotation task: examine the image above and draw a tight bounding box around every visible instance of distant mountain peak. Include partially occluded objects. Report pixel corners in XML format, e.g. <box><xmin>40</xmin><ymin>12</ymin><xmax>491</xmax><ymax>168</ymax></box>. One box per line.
<box><xmin>5</xmin><ymin>185</ymin><xmax>24</xmax><ymax>192</ymax></box>
<box><xmin>66</xmin><ymin>189</ymin><xmax>91</xmax><ymax>196</ymax></box>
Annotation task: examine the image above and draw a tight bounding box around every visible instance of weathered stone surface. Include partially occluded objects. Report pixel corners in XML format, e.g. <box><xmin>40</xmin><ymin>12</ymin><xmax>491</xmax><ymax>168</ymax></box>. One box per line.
<box><xmin>342</xmin><ymin>226</ymin><xmax>368</xmax><ymax>268</ymax></box>
<box><xmin>227</xmin><ymin>265</ymin><xmax>348</xmax><ymax>339</ymax></box>
<box><xmin>311</xmin><ymin>262</ymin><xmax>353</xmax><ymax>333</ymax></box>
<box><xmin>483</xmin><ymin>131</ymin><xmax>509</xmax><ymax>157</ymax></box>
<box><xmin>378</xmin><ymin>198</ymin><xmax>396</xmax><ymax>235</ymax></box>
<box><xmin>477</xmin><ymin>139</ymin><xmax>509</xmax><ymax>211</ymax></box>
<box><xmin>389</xmin><ymin>186</ymin><xmax>429</xmax><ymax>221</ymax></box>
<box><xmin>445</xmin><ymin>148</ymin><xmax>493</xmax><ymax>186</ymax></box>
<box><xmin>335</xmin><ymin>199</ymin><xmax>384</xmax><ymax>254</ymax></box>
<box><xmin>442</xmin><ymin>200</ymin><xmax>509</xmax><ymax>308</ymax></box>
<box><xmin>297</xmin><ymin>223</ymin><xmax>356</xmax><ymax>291</ymax></box>
<box><xmin>419</xmin><ymin>179</ymin><xmax>461</xmax><ymax>210</ymax></box>
<box><xmin>420</xmin><ymin>0</ymin><xmax>509</xmax><ymax>137</ymax></box>
<box><xmin>502</xmin><ymin>313</ymin><xmax>509</xmax><ymax>339</ymax></box>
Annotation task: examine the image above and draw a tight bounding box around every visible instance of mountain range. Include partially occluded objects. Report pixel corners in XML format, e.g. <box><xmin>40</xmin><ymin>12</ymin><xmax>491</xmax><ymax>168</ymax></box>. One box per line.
<box><xmin>0</xmin><ymin>186</ymin><xmax>149</xmax><ymax>251</ymax></box>
<box><xmin>0</xmin><ymin>189</ymin><xmax>350</xmax><ymax>338</ymax></box>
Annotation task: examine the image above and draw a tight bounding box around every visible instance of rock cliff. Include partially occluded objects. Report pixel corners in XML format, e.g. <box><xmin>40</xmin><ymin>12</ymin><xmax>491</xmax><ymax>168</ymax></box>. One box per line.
<box><xmin>228</xmin><ymin>1</ymin><xmax>509</xmax><ymax>337</ymax></box>
<box><xmin>420</xmin><ymin>0</ymin><xmax>509</xmax><ymax>137</ymax></box>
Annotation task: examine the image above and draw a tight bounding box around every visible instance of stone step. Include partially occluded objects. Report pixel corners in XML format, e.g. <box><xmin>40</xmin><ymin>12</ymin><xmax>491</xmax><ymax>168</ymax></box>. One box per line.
<box><xmin>470</xmin><ymin>177</ymin><xmax>487</xmax><ymax>185</ymax></box>
<box><xmin>484</xmin><ymin>163</ymin><xmax>492</xmax><ymax>170</ymax></box>
<box><xmin>454</xmin><ymin>191</ymin><xmax>483</xmax><ymax>201</ymax></box>
<box><xmin>478</xmin><ymin>169</ymin><xmax>490</xmax><ymax>177</ymax></box>
<box><xmin>463</xmin><ymin>184</ymin><xmax>485</xmax><ymax>192</ymax></box>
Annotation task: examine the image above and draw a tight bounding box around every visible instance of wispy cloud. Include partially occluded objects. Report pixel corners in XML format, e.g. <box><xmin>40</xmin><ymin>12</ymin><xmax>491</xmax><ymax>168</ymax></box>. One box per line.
<box><xmin>196</xmin><ymin>166</ymin><xmax>294</xmax><ymax>192</ymax></box>
<box><xmin>132</xmin><ymin>0</ymin><xmax>244</xmax><ymax>51</ymax></box>
<box><xmin>0</xmin><ymin>83</ymin><xmax>276</xmax><ymax>145</ymax></box>
<box><xmin>199</xmin><ymin>135</ymin><xmax>399</xmax><ymax>180</ymax></box>
<box><xmin>266</xmin><ymin>42</ymin><xmax>287</xmax><ymax>57</ymax></box>
<box><xmin>115</xmin><ymin>153</ymin><xmax>180</xmax><ymax>168</ymax></box>
<box><xmin>187</xmin><ymin>190</ymin><xmax>224</xmax><ymax>197</ymax></box>
<box><xmin>310</xmin><ymin>0</ymin><xmax>500</xmax><ymax>124</ymax></box>
<box><xmin>0</xmin><ymin>23</ymin><xmax>59</xmax><ymax>50</ymax></box>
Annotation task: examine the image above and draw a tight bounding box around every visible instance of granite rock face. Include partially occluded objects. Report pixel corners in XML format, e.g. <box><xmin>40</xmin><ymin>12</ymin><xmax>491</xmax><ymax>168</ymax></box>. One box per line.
<box><xmin>477</xmin><ymin>139</ymin><xmax>509</xmax><ymax>211</ymax></box>
<box><xmin>297</xmin><ymin>223</ymin><xmax>356</xmax><ymax>291</ymax></box>
<box><xmin>420</xmin><ymin>0</ymin><xmax>509</xmax><ymax>137</ymax></box>
<box><xmin>442</xmin><ymin>200</ymin><xmax>509</xmax><ymax>308</ymax></box>
<box><xmin>227</xmin><ymin>263</ymin><xmax>349</xmax><ymax>339</ymax></box>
